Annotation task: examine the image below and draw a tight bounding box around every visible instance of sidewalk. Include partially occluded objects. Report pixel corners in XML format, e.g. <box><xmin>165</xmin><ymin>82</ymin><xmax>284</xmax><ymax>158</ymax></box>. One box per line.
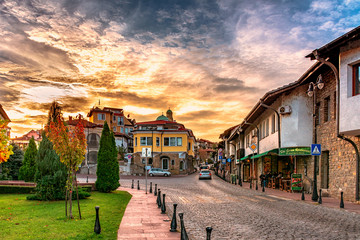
<box><xmin>227</xmin><ymin>179</ymin><xmax>360</xmax><ymax>214</ymax></box>
<box><xmin>117</xmin><ymin>187</ymin><xmax>180</xmax><ymax>240</ymax></box>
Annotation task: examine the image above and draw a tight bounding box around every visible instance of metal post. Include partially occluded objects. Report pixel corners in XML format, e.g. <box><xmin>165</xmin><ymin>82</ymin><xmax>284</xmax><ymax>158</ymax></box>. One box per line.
<box><xmin>170</xmin><ymin>204</ymin><xmax>177</xmax><ymax>232</ymax></box>
<box><xmin>206</xmin><ymin>226</ymin><xmax>213</xmax><ymax>240</ymax></box>
<box><xmin>137</xmin><ymin>180</ymin><xmax>140</xmax><ymax>190</ymax></box>
<box><xmin>179</xmin><ymin>213</ymin><xmax>189</xmax><ymax>240</ymax></box>
<box><xmin>161</xmin><ymin>194</ymin><xmax>166</xmax><ymax>214</ymax></box>
<box><xmin>157</xmin><ymin>189</ymin><xmax>162</xmax><ymax>208</ymax></box>
<box><xmin>301</xmin><ymin>187</ymin><xmax>305</xmax><ymax>201</ymax></box>
<box><xmin>154</xmin><ymin>184</ymin><xmax>157</xmax><ymax>196</ymax></box>
<box><xmin>340</xmin><ymin>191</ymin><xmax>344</xmax><ymax>208</ymax></box>
<box><xmin>94</xmin><ymin>206</ymin><xmax>101</xmax><ymax>234</ymax></box>
<box><xmin>145</xmin><ymin>155</ymin><xmax>148</xmax><ymax>194</ymax></box>
<box><xmin>150</xmin><ymin>182</ymin><xmax>152</xmax><ymax>193</ymax></box>
<box><xmin>131</xmin><ymin>179</ymin><xmax>134</xmax><ymax>189</ymax></box>
<box><xmin>318</xmin><ymin>189</ymin><xmax>322</xmax><ymax>204</ymax></box>
<box><xmin>311</xmin><ymin>84</ymin><xmax>318</xmax><ymax>202</ymax></box>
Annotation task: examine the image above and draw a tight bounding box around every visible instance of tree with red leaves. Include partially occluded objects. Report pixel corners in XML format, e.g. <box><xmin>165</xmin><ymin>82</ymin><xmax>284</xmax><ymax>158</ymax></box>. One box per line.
<box><xmin>47</xmin><ymin>115</ymin><xmax>87</xmax><ymax>219</ymax></box>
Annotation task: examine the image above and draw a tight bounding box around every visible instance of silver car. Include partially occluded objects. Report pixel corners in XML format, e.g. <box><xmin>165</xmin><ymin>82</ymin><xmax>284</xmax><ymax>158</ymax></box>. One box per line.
<box><xmin>199</xmin><ymin>170</ymin><xmax>212</xmax><ymax>180</ymax></box>
<box><xmin>148</xmin><ymin>168</ymin><xmax>171</xmax><ymax>177</ymax></box>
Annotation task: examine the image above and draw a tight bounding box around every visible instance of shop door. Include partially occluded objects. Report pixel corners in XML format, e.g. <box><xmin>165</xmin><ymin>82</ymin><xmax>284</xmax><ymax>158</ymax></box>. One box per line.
<box><xmin>321</xmin><ymin>151</ymin><xmax>329</xmax><ymax>189</ymax></box>
<box><xmin>244</xmin><ymin>164</ymin><xmax>250</xmax><ymax>181</ymax></box>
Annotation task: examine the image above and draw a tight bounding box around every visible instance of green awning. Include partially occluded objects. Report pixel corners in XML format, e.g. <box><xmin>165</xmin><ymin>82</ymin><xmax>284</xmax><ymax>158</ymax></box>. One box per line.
<box><xmin>240</xmin><ymin>155</ymin><xmax>250</xmax><ymax>161</ymax></box>
<box><xmin>250</xmin><ymin>149</ymin><xmax>278</xmax><ymax>159</ymax></box>
<box><xmin>279</xmin><ymin>147</ymin><xmax>311</xmax><ymax>156</ymax></box>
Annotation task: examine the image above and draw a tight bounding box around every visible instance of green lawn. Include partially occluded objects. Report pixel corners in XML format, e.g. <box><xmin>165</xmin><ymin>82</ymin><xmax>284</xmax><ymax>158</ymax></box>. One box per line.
<box><xmin>0</xmin><ymin>191</ymin><xmax>132</xmax><ymax>240</ymax></box>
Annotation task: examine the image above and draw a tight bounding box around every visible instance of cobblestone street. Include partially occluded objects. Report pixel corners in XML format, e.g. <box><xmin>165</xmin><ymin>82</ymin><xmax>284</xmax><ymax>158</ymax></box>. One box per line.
<box><xmin>120</xmin><ymin>173</ymin><xmax>360</xmax><ymax>240</ymax></box>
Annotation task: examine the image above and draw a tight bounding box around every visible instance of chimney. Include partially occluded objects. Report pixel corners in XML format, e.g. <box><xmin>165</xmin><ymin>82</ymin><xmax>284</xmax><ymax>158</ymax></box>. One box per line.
<box><xmin>69</xmin><ymin>116</ymin><xmax>72</xmax><ymax>121</ymax></box>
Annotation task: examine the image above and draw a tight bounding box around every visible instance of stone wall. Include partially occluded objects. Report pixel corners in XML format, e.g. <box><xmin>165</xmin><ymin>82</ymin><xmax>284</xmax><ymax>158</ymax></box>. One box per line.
<box><xmin>315</xmin><ymin>67</ymin><xmax>360</xmax><ymax>201</ymax></box>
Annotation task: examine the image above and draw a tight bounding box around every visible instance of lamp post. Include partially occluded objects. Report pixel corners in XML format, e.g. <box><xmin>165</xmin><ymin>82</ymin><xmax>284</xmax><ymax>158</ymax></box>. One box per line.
<box><xmin>306</xmin><ymin>74</ymin><xmax>324</xmax><ymax>202</ymax></box>
<box><xmin>244</xmin><ymin>121</ymin><xmax>259</xmax><ymax>188</ymax></box>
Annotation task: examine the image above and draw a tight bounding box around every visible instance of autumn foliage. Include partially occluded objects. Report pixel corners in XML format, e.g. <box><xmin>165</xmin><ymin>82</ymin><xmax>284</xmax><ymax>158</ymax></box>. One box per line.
<box><xmin>0</xmin><ymin>119</ymin><xmax>13</xmax><ymax>164</ymax></box>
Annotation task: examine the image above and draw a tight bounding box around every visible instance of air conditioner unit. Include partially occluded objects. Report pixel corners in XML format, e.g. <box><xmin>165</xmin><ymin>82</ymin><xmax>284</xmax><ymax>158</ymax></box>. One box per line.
<box><xmin>279</xmin><ymin>105</ymin><xmax>292</xmax><ymax>115</ymax></box>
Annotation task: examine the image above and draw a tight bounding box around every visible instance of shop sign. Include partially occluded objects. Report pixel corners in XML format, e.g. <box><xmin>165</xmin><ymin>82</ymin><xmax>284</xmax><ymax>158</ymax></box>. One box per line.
<box><xmin>291</xmin><ymin>173</ymin><xmax>302</xmax><ymax>191</ymax></box>
<box><xmin>279</xmin><ymin>147</ymin><xmax>311</xmax><ymax>156</ymax></box>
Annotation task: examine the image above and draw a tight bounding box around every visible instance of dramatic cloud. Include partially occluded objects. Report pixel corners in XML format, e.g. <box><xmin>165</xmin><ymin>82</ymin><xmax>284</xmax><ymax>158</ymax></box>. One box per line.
<box><xmin>0</xmin><ymin>0</ymin><xmax>359</xmax><ymax>141</ymax></box>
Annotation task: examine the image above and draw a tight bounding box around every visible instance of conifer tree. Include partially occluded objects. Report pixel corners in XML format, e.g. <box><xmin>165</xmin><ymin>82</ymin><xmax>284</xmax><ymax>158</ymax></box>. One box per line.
<box><xmin>96</xmin><ymin>121</ymin><xmax>120</xmax><ymax>192</ymax></box>
<box><xmin>33</xmin><ymin>133</ymin><xmax>67</xmax><ymax>200</ymax></box>
<box><xmin>0</xmin><ymin>143</ymin><xmax>23</xmax><ymax>180</ymax></box>
<box><xmin>19</xmin><ymin>137</ymin><xmax>37</xmax><ymax>182</ymax></box>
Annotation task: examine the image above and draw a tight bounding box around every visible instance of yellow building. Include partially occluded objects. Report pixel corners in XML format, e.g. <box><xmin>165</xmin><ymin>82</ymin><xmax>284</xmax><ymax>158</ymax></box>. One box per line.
<box><xmin>132</xmin><ymin>110</ymin><xmax>196</xmax><ymax>175</ymax></box>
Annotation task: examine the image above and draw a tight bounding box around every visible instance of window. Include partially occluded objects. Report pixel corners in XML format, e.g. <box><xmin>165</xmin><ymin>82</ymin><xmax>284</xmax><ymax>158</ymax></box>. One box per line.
<box><xmin>148</xmin><ymin>158</ymin><xmax>153</xmax><ymax>165</ymax></box>
<box><xmin>171</xmin><ymin>159</ymin><xmax>175</xmax><ymax>165</ymax></box>
<box><xmin>98</xmin><ymin>113</ymin><xmax>105</xmax><ymax>120</ymax></box>
<box><xmin>266</xmin><ymin>118</ymin><xmax>269</xmax><ymax>137</ymax></box>
<box><xmin>135</xmin><ymin>137</ymin><xmax>137</xmax><ymax>146</ymax></box>
<box><xmin>113</xmin><ymin>127</ymin><xmax>116</xmax><ymax>132</ymax></box>
<box><xmin>120</xmin><ymin>127</ymin><xmax>124</xmax><ymax>133</ymax></box>
<box><xmin>113</xmin><ymin>115</ymin><xmax>116</xmax><ymax>122</ymax></box>
<box><xmin>316</xmin><ymin>102</ymin><xmax>321</xmax><ymax>126</ymax></box>
<box><xmin>353</xmin><ymin>63</ymin><xmax>360</xmax><ymax>96</ymax></box>
<box><xmin>164</xmin><ymin>137</ymin><xmax>182</xmax><ymax>146</ymax></box>
<box><xmin>130</xmin><ymin>128</ymin><xmax>133</xmax><ymax>132</ymax></box>
<box><xmin>140</xmin><ymin>137</ymin><xmax>152</xmax><ymax>146</ymax></box>
<box><xmin>125</xmin><ymin>128</ymin><xmax>128</xmax><ymax>134</ymax></box>
<box><xmin>188</xmin><ymin>142</ymin><xmax>191</xmax><ymax>151</ymax></box>
<box><xmin>324</xmin><ymin>97</ymin><xmax>330</xmax><ymax>122</ymax></box>
<box><xmin>180</xmin><ymin>161</ymin><xmax>184</xmax><ymax>171</ymax></box>
<box><xmin>117</xmin><ymin>117</ymin><xmax>123</xmax><ymax>126</ymax></box>
<box><xmin>156</xmin><ymin>137</ymin><xmax>160</xmax><ymax>146</ymax></box>
<box><xmin>271</xmin><ymin>114</ymin><xmax>276</xmax><ymax>134</ymax></box>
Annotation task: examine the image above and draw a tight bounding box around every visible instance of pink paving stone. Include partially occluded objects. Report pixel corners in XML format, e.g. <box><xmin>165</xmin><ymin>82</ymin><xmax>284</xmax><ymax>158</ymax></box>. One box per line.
<box><xmin>118</xmin><ymin>187</ymin><xmax>180</xmax><ymax>240</ymax></box>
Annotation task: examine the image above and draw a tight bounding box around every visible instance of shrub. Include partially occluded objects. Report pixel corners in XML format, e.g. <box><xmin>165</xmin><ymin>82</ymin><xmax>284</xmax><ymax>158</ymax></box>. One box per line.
<box><xmin>96</xmin><ymin>121</ymin><xmax>120</xmax><ymax>192</ymax></box>
<box><xmin>26</xmin><ymin>187</ymin><xmax>90</xmax><ymax>200</ymax></box>
<box><xmin>19</xmin><ymin>137</ymin><xmax>37</xmax><ymax>182</ymax></box>
<box><xmin>0</xmin><ymin>185</ymin><xmax>35</xmax><ymax>194</ymax></box>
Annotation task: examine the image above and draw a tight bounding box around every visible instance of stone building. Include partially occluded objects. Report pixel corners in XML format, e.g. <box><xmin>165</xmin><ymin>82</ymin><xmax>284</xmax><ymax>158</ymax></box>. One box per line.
<box><xmin>132</xmin><ymin>111</ymin><xmax>196</xmax><ymax>175</ymax></box>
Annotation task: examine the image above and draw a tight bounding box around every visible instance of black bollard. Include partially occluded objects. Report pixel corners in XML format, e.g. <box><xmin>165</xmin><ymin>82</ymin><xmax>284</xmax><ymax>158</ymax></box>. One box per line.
<box><xmin>318</xmin><ymin>189</ymin><xmax>322</xmax><ymax>204</ymax></box>
<box><xmin>256</xmin><ymin>181</ymin><xmax>258</xmax><ymax>190</ymax></box>
<box><xmin>340</xmin><ymin>191</ymin><xmax>344</xmax><ymax>208</ymax></box>
<box><xmin>206</xmin><ymin>226</ymin><xmax>213</xmax><ymax>240</ymax></box>
<box><xmin>179</xmin><ymin>213</ymin><xmax>189</xmax><ymax>240</ymax></box>
<box><xmin>170</xmin><ymin>204</ymin><xmax>177</xmax><ymax>232</ymax></box>
<box><xmin>131</xmin><ymin>179</ymin><xmax>134</xmax><ymax>189</ymax></box>
<box><xmin>250</xmin><ymin>180</ymin><xmax>252</xmax><ymax>189</ymax></box>
<box><xmin>86</xmin><ymin>176</ymin><xmax>88</xmax><ymax>183</ymax></box>
<box><xmin>154</xmin><ymin>184</ymin><xmax>157</xmax><ymax>196</ymax></box>
<box><xmin>157</xmin><ymin>189</ymin><xmax>162</xmax><ymax>208</ymax></box>
<box><xmin>150</xmin><ymin>182</ymin><xmax>152</xmax><ymax>193</ymax></box>
<box><xmin>161</xmin><ymin>194</ymin><xmax>166</xmax><ymax>214</ymax></box>
<box><xmin>262</xmin><ymin>180</ymin><xmax>265</xmax><ymax>192</ymax></box>
<box><xmin>239</xmin><ymin>175</ymin><xmax>242</xmax><ymax>186</ymax></box>
<box><xmin>94</xmin><ymin>206</ymin><xmax>101</xmax><ymax>234</ymax></box>
<box><xmin>137</xmin><ymin>180</ymin><xmax>140</xmax><ymax>190</ymax></box>
<box><xmin>301</xmin><ymin>187</ymin><xmax>305</xmax><ymax>201</ymax></box>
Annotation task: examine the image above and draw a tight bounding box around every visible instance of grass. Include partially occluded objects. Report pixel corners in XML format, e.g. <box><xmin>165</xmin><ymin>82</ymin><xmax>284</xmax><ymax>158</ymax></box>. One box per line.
<box><xmin>0</xmin><ymin>191</ymin><xmax>132</xmax><ymax>240</ymax></box>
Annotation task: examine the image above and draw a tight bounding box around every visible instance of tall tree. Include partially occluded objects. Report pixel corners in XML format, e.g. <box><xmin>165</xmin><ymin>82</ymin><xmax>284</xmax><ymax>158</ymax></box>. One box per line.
<box><xmin>0</xmin><ymin>119</ymin><xmax>13</xmax><ymax>163</ymax></box>
<box><xmin>47</xmin><ymin>101</ymin><xmax>62</xmax><ymax>125</ymax></box>
<box><xmin>47</xmin><ymin>116</ymin><xmax>86</xmax><ymax>219</ymax></box>
<box><xmin>19</xmin><ymin>137</ymin><xmax>37</xmax><ymax>182</ymax></box>
<box><xmin>34</xmin><ymin>133</ymin><xmax>67</xmax><ymax>200</ymax></box>
<box><xmin>0</xmin><ymin>143</ymin><xmax>23</xmax><ymax>180</ymax></box>
<box><xmin>96</xmin><ymin>121</ymin><xmax>120</xmax><ymax>192</ymax></box>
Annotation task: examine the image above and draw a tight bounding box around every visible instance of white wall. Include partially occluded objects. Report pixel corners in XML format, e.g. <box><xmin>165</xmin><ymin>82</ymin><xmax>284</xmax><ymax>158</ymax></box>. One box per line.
<box><xmin>339</xmin><ymin>46</ymin><xmax>360</xmax><ymax>135</ymax></box>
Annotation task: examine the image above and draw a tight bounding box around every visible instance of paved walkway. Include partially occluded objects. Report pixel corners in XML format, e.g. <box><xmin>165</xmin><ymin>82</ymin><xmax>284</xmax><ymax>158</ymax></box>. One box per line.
<box><xmin>117</xmin><ymin>187</ymin><xmax>180</xmax><ymax>240</ymax></box>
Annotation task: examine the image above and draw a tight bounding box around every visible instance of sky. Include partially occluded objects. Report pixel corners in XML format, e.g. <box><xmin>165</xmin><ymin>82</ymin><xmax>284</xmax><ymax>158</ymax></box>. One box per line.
<box><xmin>1</xmin><ymin>0</ymin><xmax>360</xmax><ymax>142</ymax></box>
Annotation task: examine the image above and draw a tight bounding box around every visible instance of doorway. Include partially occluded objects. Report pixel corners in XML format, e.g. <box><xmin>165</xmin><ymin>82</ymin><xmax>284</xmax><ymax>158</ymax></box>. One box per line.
<box><xmin>162</xmin><ymin>158</ymin><xmax>169</xmax><ymax>170</ymax></box>
<box><xmin>320</xmin><ymin>151</ymin><xmax>329</xmax><ymax>189</ymax></box>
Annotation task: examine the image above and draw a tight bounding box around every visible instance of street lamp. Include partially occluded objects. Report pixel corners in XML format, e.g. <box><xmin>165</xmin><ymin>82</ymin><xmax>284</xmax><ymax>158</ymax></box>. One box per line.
<box><xmin>307</xmin><ymin>74</ymin><xmax>324</xmax><ymax>202</ymax></box>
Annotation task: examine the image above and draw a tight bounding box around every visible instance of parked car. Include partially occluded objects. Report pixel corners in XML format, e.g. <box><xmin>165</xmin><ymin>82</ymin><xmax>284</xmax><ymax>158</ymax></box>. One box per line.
<box><xmin>148</xmin><ymin>168</ymin><xmax>171</xmax><ymax>177</ymax></box>
<box><xmin>199</xmin><ymin>170</ymin><xmax>212</xmax><ymax>180</ymax></box>
<box><xmin>199</xmin><ymin>165</ymin><xmax>210</xmax><ymax>171</ymax></box>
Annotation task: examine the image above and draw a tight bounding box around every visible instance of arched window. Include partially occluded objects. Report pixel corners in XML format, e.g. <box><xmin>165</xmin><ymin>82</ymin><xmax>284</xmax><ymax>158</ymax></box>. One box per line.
<box><xmin>171</xmin><ymin>159</ymin><xmax>175</xmax><ymax>166</ymax></box>
<box><xmin>87</xmin><ymin>151</ymin><xmax>98</xmax><ymax>164</ymax></box>
<box><xmin>87</xmin><ymin>133</ymin><xmax>100</xmax><ymax>148</ymax></box>
<box><xmin>180</xmin><ymin>161</ymin><xmax>184</xmax><ymax>171</ymax></box>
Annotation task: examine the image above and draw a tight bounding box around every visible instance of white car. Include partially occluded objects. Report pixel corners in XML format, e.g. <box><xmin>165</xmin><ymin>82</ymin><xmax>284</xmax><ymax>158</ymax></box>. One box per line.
<box><xmin>148</xmin><ymin>168</ymin><xmax>171</xmax><ymax>177</ymax></box>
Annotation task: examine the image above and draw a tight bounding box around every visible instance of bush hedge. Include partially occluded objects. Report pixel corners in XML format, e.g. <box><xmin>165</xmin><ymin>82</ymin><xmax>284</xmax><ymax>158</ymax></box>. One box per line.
<box><xmin>0</xmin><ymin>185</ymin><xmax>35</xmax><ymax>194</ymax></box>
<box><xmin>26</xmin><ymin>187</ymin><xmax>91</xmax><ymax>200</ymax></box>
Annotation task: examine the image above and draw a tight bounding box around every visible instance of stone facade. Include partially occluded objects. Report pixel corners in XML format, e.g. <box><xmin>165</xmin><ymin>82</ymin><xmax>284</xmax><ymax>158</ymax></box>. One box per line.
<box><xmin>314</xmin><ymin>67</ymin><xmax>360</xmax><ymax>201</ymax></box>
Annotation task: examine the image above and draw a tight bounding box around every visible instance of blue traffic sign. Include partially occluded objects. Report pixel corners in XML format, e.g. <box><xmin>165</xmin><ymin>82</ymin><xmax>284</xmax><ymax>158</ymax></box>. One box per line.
<box><xmin>227</xmin><ymin>158</ymin><xmax>231</xmax><ymax>163</ymax></box>
<box><xmin>219</xmin><ymin>156</ymin><xmax>223</xmax><ymax>160</ymax></box>
<box><xmin>222</xmin><ymin>159</ymin><xmax>226</xmax><ymax>164</ymax></box>
<box><xmin>311</xmin><ymin>144</ymin><xmax>321</xmax><ymax>156</ymax></box>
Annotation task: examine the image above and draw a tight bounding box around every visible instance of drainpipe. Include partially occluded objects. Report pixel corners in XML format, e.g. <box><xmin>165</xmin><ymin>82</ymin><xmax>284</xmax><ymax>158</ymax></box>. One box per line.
<box><xmin>314</xmin><ymin>50</ymin><xmax>360</xmax><ymax>201</ymax></box>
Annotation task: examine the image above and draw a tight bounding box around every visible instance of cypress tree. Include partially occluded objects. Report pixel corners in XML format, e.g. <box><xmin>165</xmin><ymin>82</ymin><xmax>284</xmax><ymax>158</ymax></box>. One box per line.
<box><xmin>0</xmin><ymin>143</ymin><xmax>24</xmax><ymax>180</ymax></box>
<box><xmin>32</xmin><ymin>134</ymin><xmax>67</xmax><ymax>200</ymax></box>
<box><xmin>96</xmin><ymin>121</ymin><xmax>120</xmax><ymax>192</ymax></box>
<box><xmin>19</xmin><ymin>137</ymin><xmax>37</xmax><ymax>182</ymax></box>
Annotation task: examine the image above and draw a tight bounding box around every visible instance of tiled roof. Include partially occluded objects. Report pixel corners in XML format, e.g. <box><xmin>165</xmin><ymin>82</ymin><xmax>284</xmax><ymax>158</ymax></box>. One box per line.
<box><xmin>66</xmin><ymin>119</ymin><xmax>100</xmax><ymax>128</ymax></box>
